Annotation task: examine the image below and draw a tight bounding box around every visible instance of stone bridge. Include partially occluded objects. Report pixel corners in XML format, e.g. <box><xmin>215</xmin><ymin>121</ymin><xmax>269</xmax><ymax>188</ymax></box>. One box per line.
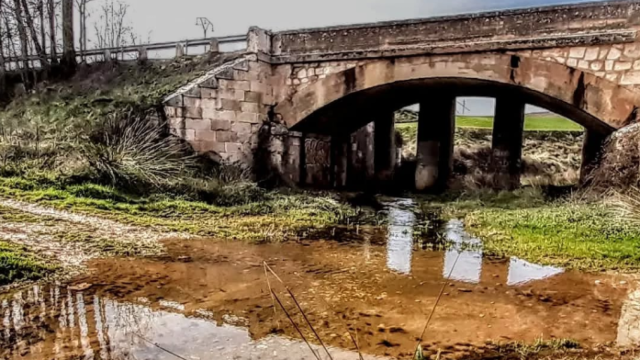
<box><xmin>165</xmin><ymin>0</ymin><xmax>640</xmax><ymax>191</ymax></box>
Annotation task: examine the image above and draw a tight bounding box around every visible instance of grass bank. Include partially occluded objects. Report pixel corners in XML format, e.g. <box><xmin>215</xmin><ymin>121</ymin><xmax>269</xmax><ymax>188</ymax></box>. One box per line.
<box><xmin>0</xmin><ymin>241</ymin><xmax>57</xmax><ymax>286</ymax></box>
<box><xmin>419</xmin><ymin>189</ymin><xmax>640</xmax><ymax>271</ymax></box>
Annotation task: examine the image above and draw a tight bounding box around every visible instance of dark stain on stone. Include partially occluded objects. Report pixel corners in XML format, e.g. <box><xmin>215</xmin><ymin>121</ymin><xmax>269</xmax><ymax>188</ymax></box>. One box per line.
<box><xmin>344</xmin><ymin>67</ymin><xmax>357</xmax><ymax>93</ymax></box>
<box><xmin>624</xmin><ymin>105</ymin><xmax>639</xmax><ymax>126</ymax></box>
<box><xmin>573</xmin><ymin>72</ymin><xmax>586</xmax><ymax>109</ymax></box>
<box><xmin>509</xmin><ymin>55</ymin><xmax>520</xmax><ymax>82</ymax></box>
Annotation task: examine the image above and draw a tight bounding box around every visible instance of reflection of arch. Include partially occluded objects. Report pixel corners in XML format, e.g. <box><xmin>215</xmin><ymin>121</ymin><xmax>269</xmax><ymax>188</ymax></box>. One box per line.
<box><xmin>277</xmin><ymin>54</ymin><xmax>640</xmax><ymax>134</ymax></box>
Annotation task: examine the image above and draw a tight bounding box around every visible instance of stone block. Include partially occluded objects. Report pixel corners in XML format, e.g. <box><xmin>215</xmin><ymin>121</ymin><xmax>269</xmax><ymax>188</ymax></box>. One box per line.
<box><xmin>621</xmin><ymin>71</ymin><xmax>640</xmax><ymax>85</ymax></box>
<box><xmin>569</xmin><ymin>47</ymin><xmax>586</xmax><ymax>58</ymax></box>
<box><xmin>577</xmin><ymin>60</ymin><xmax>589</xmax><ymax>69</ymax></box>
<box><xmin>185</xmin><ymin>119</ymin><xmax>211</xmax><ymax>130</ymax></box>
<box><xmin>218</xmin><ymin>89</ymin><xmax>245</xmax><ymax>101</ymax></box>
<box><xmin>211</xmin><ymin>120</ymin><xmax>231</xmax><ymax>131</ymax></box>
<box><xmin>605</xmin><ymin>73</ymin><xmax>619</xmax><ymax>82</ymax></box>
<box><xmin>191</xmin><ymin>141</ymin><xmax>225</xmax><ymax>154</ymax></box>
<box><xmin>251</xmin><ymin>81</ymin><xmax>269</xmax><ymax>93</ymax></box>
<box><xmin>614</xmin><ymin>61</ymin><xmax>632</xmax><ymax>71</ymax></box>
<box><xmin>634</xmin><ymin>60</ymin><xmax>640</xmax><ymax>70</ymax></box>
<box><xmin>231</xmin><ymin>122</ymin><xmax>253</xmax><ymax>136</ymax></box>
<box><xmin>297</xmin><ymin>68</ymin><xmax>307</xmax><ymax>78</ymax></box>
<box><xmin>183</xmin><ymin>97</ymin><xmax>201</xmax><ymax>108</ymax></box>
<box><xmin>220</xmin><ymin>99</ymin><xmax>242</xmax><ymax>111</ymax></box>
<box><xmin>219</xmin><ymin>79</ymin><xmax>252</xmax><ymax>91</ymax></box>
<box><xmin>184</xmin><ymin>129</ymin><xmax>196</xmax><ymax>141</ymax></box>
<box><xmin>590</xmin><ymin>61</ymin><xmax>603</xmax><ymax>71</ymax></box>
<box><xmin>598</xmin><ymin>48</ymin><xmax>609</xmax><ymax>60</ymax></box>
<box><xmin>195</xmin><ymin>129</ymin><xmax>216</xmax><ymax>141</ymax></box>
<box><xmin>237</xmin><ymin>112</ymin><xmax>261</xmax><ymax>123</ymax></box>
<box><xmin>201</xmin><ymin>99</ymin><xmax>217</xmax><ymax>109</ymax></box>
<box><xmin>201</xmin><ymin>88</ymin><xmax>217</xmax><ymax>99</ymax></box>
<box><xmin>566</xmin><ymin>58</ymin><xmax>578</xmax><ymax>67</ymax></box>
<box><xmin>168</xmin><ymin>117</ymin><xmax>184</xmax><ymax>129</ymax></box>
<box><xmin>184</xmin><ymin>87</ymin><xmax>201</xmax><ymax>98</ymax></box>
<box><xmin>624</xmin><ymin>43</ymin><xmax>640</xmax><ymax>58</ymax></box>
<box><xmin>184</xmin><ymin>107</ymin><xmax>203</xmax><ymax>119</ymax></box>
<box><xmin>217</xmin><ymin>131</ymin><xmax>238</xmax><ymax>142</ymax></box>
<box><xmin>244</xmin><ymin>91</ymin><xmax>263</xmax><ymax>103</ymax></box>
<box><xmin>165</xmin><ymin>107</ymin><xmax>183</xmax><ymax>118</ymax></box>
<box><xmin>203</xmin><ymin>109</ymin><xmax>236</xmax><ymax>121</ymax></box>
<box><xmin>554</xmin><ymin>57</ymin><xmax>566</xmax><ymax>64</ymax></box>
<box><xmin>607</xmin><ymin>47</ymin><xmax>622</xmax><ymax>60</ymax></box>
<box><xmin>605</xmin><ymin>60</ymin><xmax>614</xmax><ymax>71</ymax></box>
<box><xmin>584</xmin><ymin>47</ymin><xmax>599</xmax><ymax>61</ymax></box>
<box><xmin>240</xmin><ymin>102</ymin><xmax>260</xmax><ymax>113</ymax></box>
<box><xmin>200</xmin><ymin>77</ymin><xmax>218</xmax><ymax>89</ymax></box>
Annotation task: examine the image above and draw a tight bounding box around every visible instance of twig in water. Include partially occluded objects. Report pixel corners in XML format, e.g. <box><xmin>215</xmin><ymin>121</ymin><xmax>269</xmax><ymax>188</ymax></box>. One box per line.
<box><xmin>132</xmin><ymin>333</ymin><xmax>188</xmax><ymax>360</ymax></box>
<box><xmin>263</xmin><ymin>262</ymin><xmax>280</xmax><ymax>328</ymax></box>
<box><xmin>417</xmin><ymin>251</ymin><xmax>462</xmax><ymax>344</ymax></box>
<box><xmin>264</xmin><ymin>262</ymin><xmax>335</xmax><ymax>360</ymax></box>
<box><xmin>271</xmin><ymin>288</ymin><xmax>322</xmax><ymax>360</ymax></box>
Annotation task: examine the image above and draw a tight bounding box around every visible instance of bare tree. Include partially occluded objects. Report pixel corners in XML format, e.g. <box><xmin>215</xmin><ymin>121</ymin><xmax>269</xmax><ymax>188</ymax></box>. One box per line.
<box><xmin>0</xmin><ymin>0</ymin><xmax>5</xmax><ymax>95</ymax></box>
<box><xmin>47</xmin><ymin>0</ymin><xmax>56</xmax><ymax>62</ymax></box>
<box><xmin>76</xmin><ymin>0</ymin><xmax>93</xmax><ymax>60</ymax></box>
<box><xmin>19</xmin><ymin>0</ymin><xmax>47</xmax><ymax>66</ymax></box>
<box><xmin>93</xmin><ymin>0</ymin><xmax>133</xmax><ymax>57</ymax></box>
<box><xmin>12</xmin><ymin>0</ymin><xmax>30</xmax><ymax>72</ymax></box>
<box><xmin>61</xmin><ymin>0</ymin><xmax>75</xmax><ymax>69</ymax></box>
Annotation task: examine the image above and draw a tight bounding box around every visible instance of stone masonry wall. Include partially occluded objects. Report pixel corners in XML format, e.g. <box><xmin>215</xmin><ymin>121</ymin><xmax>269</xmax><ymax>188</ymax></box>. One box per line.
<box><xmin>515</xmin><ymin>43</ymin><xmax>640</xmax><ymax>86</ymax></box>
<box><xmin>164</xmin><ymin>54</ymin><xmax>273</xmax><ymax>165</ymax></box>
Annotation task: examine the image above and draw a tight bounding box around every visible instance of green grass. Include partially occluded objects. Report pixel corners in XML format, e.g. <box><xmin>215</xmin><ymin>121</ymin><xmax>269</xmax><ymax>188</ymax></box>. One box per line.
<box><xmin>456</xmin><ymin>114</ymin><xmax>582</xmax><ymax>131</ymax></box>
<box><xmin>0</xmin><ymin>177</ymin><xmax>376</xmax><ymax>242</ymax></box>
<box><xmin>0</xmin><ymin>241</ymin><xmax>57</xmax><ymax>286</ymax></box>
<box><xmin>464</xmin><ymin>201</ymin><xmax>640</xmax><ymax>271</ymax></box>
<box><xmin>397</xmin><ymin>114</ymin><xmax>582</xmax><ymax>132</ymax></box>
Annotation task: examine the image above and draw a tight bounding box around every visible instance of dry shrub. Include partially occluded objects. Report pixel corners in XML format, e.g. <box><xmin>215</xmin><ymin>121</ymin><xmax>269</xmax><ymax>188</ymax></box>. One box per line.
<box><xmin>79</xmin><ymin>110</ymin><xmax>197</xmax><ymax>190</ymax></box>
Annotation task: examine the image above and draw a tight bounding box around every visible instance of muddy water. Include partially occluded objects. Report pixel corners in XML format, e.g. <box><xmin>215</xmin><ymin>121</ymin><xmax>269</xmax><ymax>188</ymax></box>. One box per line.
<box><xmin>0</xmin><ymin>199</ymin><xmax>637</xmax><ymax>360</ymax></box>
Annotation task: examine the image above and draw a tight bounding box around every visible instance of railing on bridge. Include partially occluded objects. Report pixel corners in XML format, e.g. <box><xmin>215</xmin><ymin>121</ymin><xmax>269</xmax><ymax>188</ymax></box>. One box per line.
<box><xmin>2</xmin><ymin>34</ymin><xmax>248</xmax><ymax>71</ymax></box>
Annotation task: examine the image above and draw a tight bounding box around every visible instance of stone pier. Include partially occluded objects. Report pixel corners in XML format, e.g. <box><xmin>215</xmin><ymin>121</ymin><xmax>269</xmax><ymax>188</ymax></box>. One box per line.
<box><xmin>331</xmin><ymin>134</ymin><xmax>349</xmax><ymax>189</ymax></box>
<box><xmin>491</xmin><ymin>97</ymin><xmax>526</xmax><ymax>189</ymax></box>
<box><xmin>581</xmin><ymin>128</ymin><xmax>607</xmax><ymax>182</ymax></box>
<box><xmin>415</xmin><ymin>95</ymin><xmax>456</xmax><ymax>192</ymax></box>
<box><xmin>374</xmin><ymin>112</ymin><xmax>397</xmax><ymax>186</ymax></box>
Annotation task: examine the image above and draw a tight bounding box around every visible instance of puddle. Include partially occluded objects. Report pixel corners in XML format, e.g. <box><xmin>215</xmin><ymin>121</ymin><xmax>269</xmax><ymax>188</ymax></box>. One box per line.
<box><xmin>0</xmin><ymin>198</ymin><xmax>635</xmax><ymax>359</ymax></box>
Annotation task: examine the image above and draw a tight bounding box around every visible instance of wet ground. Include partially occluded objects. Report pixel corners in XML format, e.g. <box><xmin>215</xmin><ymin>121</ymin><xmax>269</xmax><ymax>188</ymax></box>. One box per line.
<box><xmin>0</xmin><ymin>199</ymin><xmax>638</xmax><ymax>359</ymax></box>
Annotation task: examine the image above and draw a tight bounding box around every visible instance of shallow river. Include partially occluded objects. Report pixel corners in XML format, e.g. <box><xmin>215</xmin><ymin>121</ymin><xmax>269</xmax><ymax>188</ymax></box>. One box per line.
<box><xmin>1</xmin><ymin>199</ymin><xmax>639</xmax><ymax>359</ymax></box>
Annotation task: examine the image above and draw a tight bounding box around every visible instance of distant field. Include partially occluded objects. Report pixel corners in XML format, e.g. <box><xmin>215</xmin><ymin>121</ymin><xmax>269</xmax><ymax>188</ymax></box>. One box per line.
<box><xmin>457</xmin><ymin>114</ymin><xmax>582</xmax><ymax>131</ymax></box>
<box><xmin>397</xmin><ymin>114</ymin><xmax>583</xmax><ymax>131</ymax></box>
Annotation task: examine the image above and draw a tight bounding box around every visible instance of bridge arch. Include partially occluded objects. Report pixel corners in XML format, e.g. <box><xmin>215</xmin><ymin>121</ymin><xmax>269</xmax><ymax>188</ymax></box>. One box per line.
<box><xmin>277</xmin><ymin>53</ymin><xmax>640</xmax><ymax>135</ymax></box>
<box><xmin>275</xmin><ymin>53</ymin><xmax>640</xmax><ymax>191</ymax></box>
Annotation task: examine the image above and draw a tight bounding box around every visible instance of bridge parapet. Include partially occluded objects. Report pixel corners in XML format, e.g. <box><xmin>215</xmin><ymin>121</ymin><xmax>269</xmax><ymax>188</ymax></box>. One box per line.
<box><xmin>270</xmin><ymin>1</ymin><xmax>640</xmax><ymax>63</ymax></box>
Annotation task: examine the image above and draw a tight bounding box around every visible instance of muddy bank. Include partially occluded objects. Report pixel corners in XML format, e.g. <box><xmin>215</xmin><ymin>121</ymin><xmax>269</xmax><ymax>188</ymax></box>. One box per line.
<box><xmin>1</xmin><ymin>214</ymin><xmax>636</xmax><ymax>360</ymax></box>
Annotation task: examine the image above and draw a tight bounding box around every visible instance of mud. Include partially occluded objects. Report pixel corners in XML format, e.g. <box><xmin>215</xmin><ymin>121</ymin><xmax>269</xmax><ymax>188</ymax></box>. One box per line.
<box><xmin>0</xmin><ymin>200</ymin><xmax>637</xmax><ymax>360</ymax></box>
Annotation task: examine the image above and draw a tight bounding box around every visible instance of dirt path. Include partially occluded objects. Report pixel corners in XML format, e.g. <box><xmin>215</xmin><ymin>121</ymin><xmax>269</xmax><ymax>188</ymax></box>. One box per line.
<box><xmin>0</xmin><ymin>198</ymin><xmax>191</xmax><ymax>268</ymax></box>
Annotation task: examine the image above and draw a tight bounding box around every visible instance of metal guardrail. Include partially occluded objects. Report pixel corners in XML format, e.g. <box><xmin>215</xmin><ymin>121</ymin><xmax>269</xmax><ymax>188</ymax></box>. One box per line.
<box><xmin>3</xmin><ymin>34</ymin><xmax>247</xmax><ymax>64</ymax></box>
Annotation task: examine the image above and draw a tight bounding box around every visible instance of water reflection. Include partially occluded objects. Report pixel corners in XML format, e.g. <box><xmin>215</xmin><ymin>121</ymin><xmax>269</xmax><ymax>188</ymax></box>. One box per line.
<box><xmin>385</xmin><ymin>198</ymin><xmax>415</xmax><ymax>274</ymax></box>
<box><xmin>384</xmin><ymin>200</ymin><xmax>564</xmax><ymax>286</ymax></box>
<box><xmin>0</xmin><ymin>285</ymin><xmax>384</xmax><ymax>360</ymax></box>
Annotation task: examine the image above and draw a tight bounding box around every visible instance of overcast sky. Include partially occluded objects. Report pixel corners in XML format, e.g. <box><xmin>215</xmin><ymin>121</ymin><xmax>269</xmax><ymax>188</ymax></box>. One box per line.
<box><xmin>88</xmin><ymin>0</ymin><xmax>603</xmax><ymax>43</ymax></box>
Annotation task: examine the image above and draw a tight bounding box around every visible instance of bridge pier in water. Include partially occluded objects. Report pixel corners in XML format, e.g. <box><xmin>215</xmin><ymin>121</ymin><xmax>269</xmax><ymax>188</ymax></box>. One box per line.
<box><xmin>331</xmin><ymin>134</ymin><xmax>349</xmax><ymax>189</ymax></box>
<box><xmin>415</xmin><ymin>94</ymin><xmax>456</xmax><ymax>192</ymax></box>
<box><xmin>491</xmin><ymin>97</ymin><xmax>526</xmax><ymax>190</ymax></box>
<box><xmin>374</xmin><ymin>112</ymin><xmax>397</xmax><ymax>187</ymax></box>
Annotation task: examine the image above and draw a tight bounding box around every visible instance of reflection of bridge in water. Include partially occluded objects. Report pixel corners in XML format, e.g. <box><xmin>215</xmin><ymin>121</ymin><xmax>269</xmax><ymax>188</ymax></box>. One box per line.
<box><xmin>384</xmin><ymin>199</ymin><xmax>563</xmax><ymax>285</ymax></box>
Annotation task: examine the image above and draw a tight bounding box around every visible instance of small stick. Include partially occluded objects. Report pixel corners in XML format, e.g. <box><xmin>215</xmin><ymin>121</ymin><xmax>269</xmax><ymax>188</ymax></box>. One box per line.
<box><xmin>350</xmin><ymin>328</ymin><xmax>365</xmax><ymax>360</ymax></box>
<box><xmin>417</xmin><ymin>251</ymin><xmax>462</xmax><ymax>343</ymax></box>
<box><xmin>271</xmin><ymin>288</ymin><xmax>322</xmax><ymax>360</ymax></box>
<box><xmin>264</xmin><ymin>262</ymin><xmax>280</xmax><ymax>326</ymax></box>
<box><xmin>132</xmin><ymin>333</ymin><xmax>188</xmax><ymax>360</ymax></box>
<box><xmin>264</xmin><ymin>262</ymin><xmax>335</xmax><ymax>360</ymax></box>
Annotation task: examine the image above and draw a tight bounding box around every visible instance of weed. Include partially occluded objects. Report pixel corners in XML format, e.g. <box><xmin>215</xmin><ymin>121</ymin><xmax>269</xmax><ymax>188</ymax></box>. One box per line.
<box><xmin>0</xmin><ymin>241</ymin><xmax>57</xmax><ymax>286</ymax></box>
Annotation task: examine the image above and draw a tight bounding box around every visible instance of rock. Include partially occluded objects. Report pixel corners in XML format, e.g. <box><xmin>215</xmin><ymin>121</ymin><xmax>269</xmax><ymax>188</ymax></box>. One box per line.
<box><xmin>458</xmin><ymin>288</ymin><xmax>472</xmax><ymax>293</ymax></box>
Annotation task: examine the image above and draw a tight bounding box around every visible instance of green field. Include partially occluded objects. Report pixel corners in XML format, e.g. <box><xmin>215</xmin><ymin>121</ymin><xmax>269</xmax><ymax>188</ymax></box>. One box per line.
<box><xmin>398</xmin><ymin>114</ymin><xmax>582</xmax><ymax>131</ymax></box>
<box><xmin>457</xmin><ymin>114</ymin><xmax>582</xmax><ymax>131</ymax></box>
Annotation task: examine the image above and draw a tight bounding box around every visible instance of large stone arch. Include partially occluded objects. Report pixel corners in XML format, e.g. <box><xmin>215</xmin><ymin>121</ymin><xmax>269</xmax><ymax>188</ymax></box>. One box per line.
<box><xmin>276</xmin><ymin>53</ymin><xmax>640</xmax><ymax>135</ymax></box>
